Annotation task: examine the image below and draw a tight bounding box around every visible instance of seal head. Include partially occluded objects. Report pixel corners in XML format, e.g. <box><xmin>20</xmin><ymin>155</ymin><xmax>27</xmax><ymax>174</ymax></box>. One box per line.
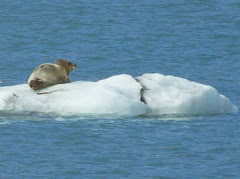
<box><xmin>55</xmin><ymin>59</ymin><xmax>77</xmax><ymax>74</ymax></box>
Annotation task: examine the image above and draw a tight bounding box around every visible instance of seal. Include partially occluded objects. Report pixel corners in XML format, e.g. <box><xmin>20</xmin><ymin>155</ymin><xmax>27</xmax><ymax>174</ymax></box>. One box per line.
<box><xmin>28</xmin><ymin>59</ymin><xmax>76</xmax><ymax>91</ymax></box>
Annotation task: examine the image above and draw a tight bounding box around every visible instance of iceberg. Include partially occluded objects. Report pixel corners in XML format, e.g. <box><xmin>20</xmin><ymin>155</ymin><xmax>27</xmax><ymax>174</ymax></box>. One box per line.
<box><xmin>0</xmin><ymin>74</ymin><xmax>238</xmax><ymax>116</ymax></box>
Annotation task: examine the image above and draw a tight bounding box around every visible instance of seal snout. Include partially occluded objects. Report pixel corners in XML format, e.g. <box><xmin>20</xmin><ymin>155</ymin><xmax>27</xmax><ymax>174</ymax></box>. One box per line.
<box><xmin>72</xmin><ymin>63</ymin><xmax>77</xmax><ymax>70</ymax></box>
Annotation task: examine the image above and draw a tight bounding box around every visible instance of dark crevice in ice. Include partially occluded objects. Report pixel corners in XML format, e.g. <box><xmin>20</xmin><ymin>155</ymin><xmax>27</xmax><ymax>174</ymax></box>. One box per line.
<box><xmin>135</xmin><ymin>78</ymin><xmax>147</xmax><ymax>104</ymax></box>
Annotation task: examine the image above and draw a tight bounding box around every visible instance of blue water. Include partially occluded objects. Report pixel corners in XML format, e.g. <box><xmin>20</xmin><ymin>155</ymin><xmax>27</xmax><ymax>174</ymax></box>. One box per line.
<box><xmin>1</xmin><ymin>0</ymin><xmax>240</xmax><ymax>178</ymax></box>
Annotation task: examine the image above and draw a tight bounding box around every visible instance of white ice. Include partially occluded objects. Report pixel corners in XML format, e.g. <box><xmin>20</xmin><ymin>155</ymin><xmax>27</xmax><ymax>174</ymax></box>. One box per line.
<box><xmin>137</xmin><ymin>73</ymin><xmax>238</xmax><ymax>115</ymax></box>
<box><xmin>0</xmin><ymin>74</ymin><xmax>238</xmax><ymax>116</ymax></box>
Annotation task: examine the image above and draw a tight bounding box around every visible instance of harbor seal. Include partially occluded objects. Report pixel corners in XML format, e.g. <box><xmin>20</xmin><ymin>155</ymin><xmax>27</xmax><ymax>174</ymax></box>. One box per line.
<box><xmin>28</xmin><ymin>59</ymin><xmax>77</xmax><ymax>91</ymax></box>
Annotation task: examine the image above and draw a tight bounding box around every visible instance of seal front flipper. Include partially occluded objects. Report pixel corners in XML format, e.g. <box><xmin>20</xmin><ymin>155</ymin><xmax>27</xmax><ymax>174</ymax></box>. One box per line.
<box><xmin>65</xmin><ymin>77</ymin><xmax>71</xmax><ymax>83</ymax></box>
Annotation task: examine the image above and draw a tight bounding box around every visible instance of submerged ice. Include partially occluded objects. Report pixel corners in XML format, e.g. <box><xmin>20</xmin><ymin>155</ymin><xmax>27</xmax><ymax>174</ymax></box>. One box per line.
<box><xmin>0</xmin><ymin>73</ymin><xmax>238</xmax><ymax>116</ymax></box>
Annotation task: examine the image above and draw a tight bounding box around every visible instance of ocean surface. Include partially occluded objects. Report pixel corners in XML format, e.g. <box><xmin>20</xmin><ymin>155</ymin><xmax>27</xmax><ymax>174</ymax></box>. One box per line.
<box><xmin>1</xmin><ymin>0</ymin><xmax>240</xmax><ymax>178</ymax></box>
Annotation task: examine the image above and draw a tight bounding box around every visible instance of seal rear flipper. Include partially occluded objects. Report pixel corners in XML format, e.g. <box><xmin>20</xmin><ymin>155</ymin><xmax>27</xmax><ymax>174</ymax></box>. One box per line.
<box><xmin>29</xmin><ymin>79</ymin><xmax>49</xmax><ymax>91</ymax></box>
